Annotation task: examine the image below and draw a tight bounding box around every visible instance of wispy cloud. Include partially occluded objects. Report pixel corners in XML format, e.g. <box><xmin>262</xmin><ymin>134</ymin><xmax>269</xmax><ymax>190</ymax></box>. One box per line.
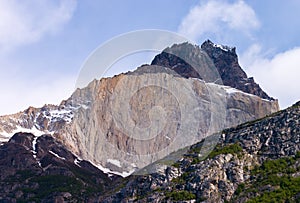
<box><xmin>0</xmin><ymin>0</ymin><xmax>77</xmax><ymax>115</ymax></box>
<box><xmin>0</xmin><ymin>0</ymin><xmax>77</xmax><ymax>52</ymax></box>
<box><xmin>179</xmin><ymin>0</ymin><xmax>300</xmax><ymax>109</ymax></box>
<box><xmin>178</xmin><ymin>0</ymin><xmax>260</xmax><ymax>41</ymax></box>
<box><xmin>0</xmin><ymin>72</ymin><xmax>76</xmax><ymax>115</ymax></box>
<box><xmin>241</xmin><ymin>45</ymin><xmax>300</xmax><ymax>109</ymax></box>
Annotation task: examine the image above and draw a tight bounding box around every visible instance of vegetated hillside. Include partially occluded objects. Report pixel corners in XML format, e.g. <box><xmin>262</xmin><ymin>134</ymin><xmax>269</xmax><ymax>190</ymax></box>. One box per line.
<box><xmin>99</xmin><ymin>101</ymin><xmax>300</xmax><ymax>203</ymax></box>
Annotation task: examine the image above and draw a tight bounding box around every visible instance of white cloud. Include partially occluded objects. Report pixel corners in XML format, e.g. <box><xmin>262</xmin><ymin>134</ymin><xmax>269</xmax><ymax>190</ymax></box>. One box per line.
<box><xmin>241</xmin><ymin>45</ymin><xmax>300</xmax><ymax>109</ymax></box>
<box><xmin>178</xmin><ymin>0</ymin><xmax>260</xmax><ymax>41</ymax></box>
<box><xmin>0</xmin><ymin>0</ymin><xmax>77</xmax><ymax>115</ymax></box>
<box><xmin>0</xmin><ymin>73</ymin><xmax>76</xmax><ymax>115</ymax></box>
<box><xmin>179</xmin><ymin>0</ymin><xmax>300</xmax><ymax>110</ymax></box>
<box><xmin>0</xmin><ymin>0</ymin><xmax>77</xmax><ymax>52</ymax></box>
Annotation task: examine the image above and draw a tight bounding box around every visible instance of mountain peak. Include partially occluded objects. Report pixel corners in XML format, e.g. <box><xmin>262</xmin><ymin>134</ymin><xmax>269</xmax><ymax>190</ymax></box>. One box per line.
<box><xmin>201</xmin><ymin>39</ymin><xmax>236</xmax><ymax>53</ymax></box>
<box><xmin>0</xmin><ymin>40</ymin><xmax>282</xmax><ymax>201</ymax></box>
<box><xmin>0</xmin><ymin>40</ymin><xmax>279</xmax><ymax>181</ymax></box>
<box><xmin>151</xmin><ymin>40</ymin><xmax>274</xmax><ymax>101</ymax></box>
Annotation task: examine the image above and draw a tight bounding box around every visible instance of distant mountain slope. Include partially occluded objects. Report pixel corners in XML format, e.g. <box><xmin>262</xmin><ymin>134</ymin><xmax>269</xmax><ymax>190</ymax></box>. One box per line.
<box><xmin>100</xmin><ymin>101</ymin><xmax>300</xmax><ymax>202</ymax></box>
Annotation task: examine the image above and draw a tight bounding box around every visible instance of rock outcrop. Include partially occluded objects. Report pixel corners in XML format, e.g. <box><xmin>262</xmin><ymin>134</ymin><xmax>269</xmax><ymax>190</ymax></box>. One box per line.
<box><xmin>0</xmin><ymin>132</ymin><xmax>119</xmax><ymax>202</ymax></box>
<box><xmin>152</xmin><ymin>40</ymin><xmax>273</xmax><ymax>100</ymax></box>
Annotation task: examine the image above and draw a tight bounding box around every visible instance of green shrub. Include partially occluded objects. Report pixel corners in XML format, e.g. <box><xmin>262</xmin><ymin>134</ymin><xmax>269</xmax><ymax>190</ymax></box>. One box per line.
<box><xmin>166</xmin><ymin>190</ymin><xmax>196</xmax><ymax>201</ymax></box>
<box><xmin>235</xmin><ymin>183</ymin><xmax>245</xmax><ymax>195</ymax></box>
<box><xmin>252</xmin><ymin>156</ymin><xmax>297</xmax><ymax>176</ymax></box>
<box><xmin>172</xmin><ymin>172</ymin><xmax>190</xmax><ymax>184</ymax></box>
<box><xmin>208</xmin><ymin>143</ymin><xmax>243</xmax><ymax>159</ymax></box>
<box><xmin>237</xmin><ymin>153</ymin><xmax>300</xmax><ymax>202</ymax></box>
<box><xmin>172</xmin><ymin>162</ymin><xmax>180</xmax><ymax>168</ymax></box>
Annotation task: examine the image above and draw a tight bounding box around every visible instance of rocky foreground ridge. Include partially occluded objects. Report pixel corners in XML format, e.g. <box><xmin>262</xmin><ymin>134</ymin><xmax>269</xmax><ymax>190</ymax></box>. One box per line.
<box><xmin>0</xmin><ymin>41</ymin><xmax>279</xmax><ymax>176</ymax></box>
<box><xmin>0</xmin><ymin>99</ymin><xmax>298</xmax><ymax>202</ymax></box>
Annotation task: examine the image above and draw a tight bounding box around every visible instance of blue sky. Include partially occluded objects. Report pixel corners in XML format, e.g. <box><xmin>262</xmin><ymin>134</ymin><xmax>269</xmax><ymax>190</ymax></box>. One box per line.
<box><xmin>0</xmin><ymin>0</ymin><xmax>300</xmax><ymax>114</ymax></box>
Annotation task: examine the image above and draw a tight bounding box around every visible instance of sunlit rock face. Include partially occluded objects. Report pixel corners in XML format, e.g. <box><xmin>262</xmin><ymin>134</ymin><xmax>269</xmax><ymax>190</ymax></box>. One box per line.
<box><xmin>59</xmin><ymin>65</ymin><xmax>278</xmax><ymax>174</ymax></box>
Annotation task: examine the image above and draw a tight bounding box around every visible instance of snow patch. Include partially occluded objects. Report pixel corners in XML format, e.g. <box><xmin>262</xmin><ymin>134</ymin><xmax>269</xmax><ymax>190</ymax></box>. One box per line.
<box><xmin>207</xmin><ymin>82</ymin><xmax>272</xmax><ymax>101</ymax></box>
<box><xmin>90</xmin><ymin>161</ymin><xmax>135</xmax><ymax>178</ymax></box>
<box><xmin>32</xmin><ymin>136</ymin><xmax>38</xmax><ymax>159</ymax></box>
<box><xmin>262</xmin><ymin>98</ymin><xmax>272</xmax><ymax>102</ymax></box>
<box><xmin>49</xmin><ymin>109</ymin><xmax>74</xmax><ymax>123</ymax></box>
<box><xmin>107</xmin><ymin>159</ymin><xmax>122</xmax><ymax>167</ymax></box>
<box><xmin>224</xmin><ymin>87</ymin><xmax>240</xmax><ymax>94</ymax></box>
<box><xmin>0</xmin><ymin>137</ymin><xmax>9</xmax><ymax>143</ymax></box>
<box><xmin>223</xmin><ymin>85</ymin><xmax>269</xmax><ymax>99</ymax></box>
<box><xmin>49</xmin><ymin>150</ymin><xmax>66</xmax><ymax>160</ymax></box>
<box><xmin>79</xmin><ymin>104</ymin><xmax>89</xmax><ymax>110</ymax></box>
<box><xmin>0</xmin><ymin>126</ymin><xmax>45</xmax><ymax>141</ymax></box>
<box><xmin>210</xmin><ymin>41</ymin><xmax>234</xmax><ymax>52</ymax></box>
<box><xmin>74</xmin><ymin>159</ymin><xmax>81</xmax><ymax>167</ymax></box>
<box><xmin>265</xmin><ymin>137</ymin><xmax>271</xmax><ymax>146</ymax></box>
<box><xmin>32</xmin><ymin>136</ymin><xmax>42</xmax><ymax>167</ymax></box>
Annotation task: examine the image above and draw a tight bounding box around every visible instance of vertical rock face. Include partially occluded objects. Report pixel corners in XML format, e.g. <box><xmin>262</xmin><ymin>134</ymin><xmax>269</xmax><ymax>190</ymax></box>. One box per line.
<box><xmin>57</xmin><ymin>65</ymin><xmax>278</xmax><ymax>174</ymax></box>
<box><xmin>0</xmin><ymin>41</ymin><xmax>279</xmax><ymax>175</ymax></box>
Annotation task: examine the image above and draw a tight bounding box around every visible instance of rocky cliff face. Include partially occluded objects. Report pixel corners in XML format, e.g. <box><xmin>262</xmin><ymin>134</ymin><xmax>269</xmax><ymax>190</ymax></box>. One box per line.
<box><xmin>0</xmin><ymin>41</ymin><xmax>279</xmax><ymax>176</ymax></box>
<box><xmin>63</xmin><ymin>69</ymin><xmax>278</xmax><ymax>175</ymax></box>
<box><xmin>100</xmin><ymin>101</ymin><xmax>300</xmax><ymax>203</ymax></box>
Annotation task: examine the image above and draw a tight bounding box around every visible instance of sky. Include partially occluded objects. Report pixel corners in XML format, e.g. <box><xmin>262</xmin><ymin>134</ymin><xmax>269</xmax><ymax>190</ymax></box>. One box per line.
<box><xmin>0</xmin><ymin>0</ymin><xmax>300</xmax><ymax>115</ymax></box>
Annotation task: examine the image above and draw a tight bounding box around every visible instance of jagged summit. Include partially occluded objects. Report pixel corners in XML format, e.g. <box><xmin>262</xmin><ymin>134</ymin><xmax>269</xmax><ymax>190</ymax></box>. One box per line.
<box><xmin>151</xmin><ymin>40</ymin><xmax>274</xmax><ymax>101</ymax></box>
<box><xmin>150</xmin><ymin>42</ymin><xmax>208</xmax><ymax>79</ymax></box>
<box><xmin>202</xmin><ymin>39</ymin><xmax>236</xmax><ymax>53</ymax></box>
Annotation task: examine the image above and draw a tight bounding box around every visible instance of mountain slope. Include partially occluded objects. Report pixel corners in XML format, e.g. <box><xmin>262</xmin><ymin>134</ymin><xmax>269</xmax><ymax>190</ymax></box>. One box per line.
<box><xmin>0</xmin><ymin>101</ymin><xmax>297</xmax><ymax>202</ymax></box>
<box><xmin>100</xmin><ymin>101</ymin><xmax>300</xmax><ymax>202</ymax></box>
<box><xmin>0</xmin><ymin>41</ymin><xmax>279</xmax><ymax>176</ymax></box>
<box><xmin>0</xmin><ymin>40</ymin><xmax>293</xmax><ymax>202</ymax></box>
